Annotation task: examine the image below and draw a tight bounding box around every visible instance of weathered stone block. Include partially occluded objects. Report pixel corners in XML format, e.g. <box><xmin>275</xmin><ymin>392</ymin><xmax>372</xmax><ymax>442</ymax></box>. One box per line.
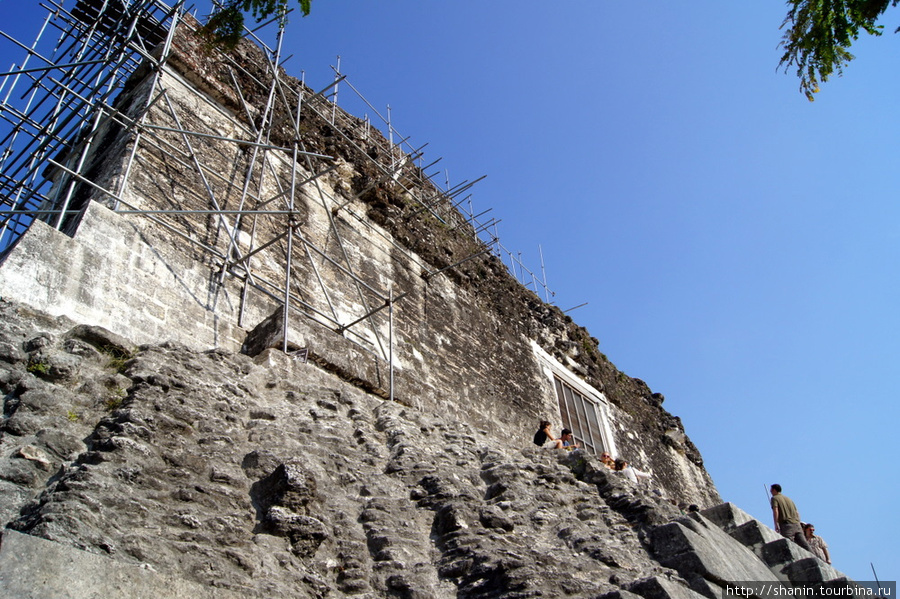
<box><xmin>730</xmin><ymin>519</ymin><xmax>783</xmax><ymax>556</ymax></box>
<box><xmin>762</xmin><ymin>538</ymin><xmax>846</xmax><ymax>584</ymax></box>
<box><xmin>0</xmin><ymin>529</ymin><xmax>245</xmax><ymax>598</ymax></box>
<box><xmin>235</xmin><ymin>309</ymin><xmax>293</xmax><ymax>359</ymax></box>
<box><xmin>64</xmin><ymin>324</ymin><xmax>133</xmax><ymax>357</ymax></box>
<box><xmin>35</xmin><ymin>429</ymin><xmax>85</xmax><ymax>460</ymax></box>
<box><xmin>628</xmin><ymin>575</ymin><xmax>709</xmax><ymax>599</ymax></box>
<box><xmin>0</xmin><ymin>342</ymin><xmax>26</xmax><ymax>363</ymax></box>
<box><xmin>781</xmin><ymin>557</ymin><xmax>845</xmax><ymax>584</ymax></box>
<box><xmin>699</xmin><ymin>502</ymin><xmax>754</xmax><ymax>534</ymax></box>
<box><xmin>649</xmin><ymin>514</ymin><xmax>779</xmax><ymax>591</ymax></box>
<box><xmin>762</xmin><ymin>537</ymin><xmax>815</xmax><ymax>573</ymax></box>
<box><xmin>0</xmin><ymin>203</ymin><xmax>251</xmax><ymax>352</ymax></box>
<box><xmin>688</xmin><ymin>578</ymin><xmax>727</xmax><ymax>599</ymax></box>
<box><xmin>597</xmin><ymin>589</ymin><xmax>646</xmax><ymax>599</ymax></box>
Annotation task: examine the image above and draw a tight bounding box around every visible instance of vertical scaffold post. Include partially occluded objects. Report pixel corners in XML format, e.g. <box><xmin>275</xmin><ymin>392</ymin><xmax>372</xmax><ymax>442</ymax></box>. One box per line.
<box><xmin>387</xmin><ymin>104</ymin><xmax>395</xmax><ymax>173</ymax></box>
<box><xmin>539</xmin><ymin>245</ymin><xmax>550</xmax><ymax>302</ymax></box>
<box><xmin>276</xmin><ymin>28</ymin><xmax>293</xmax><ymax>354</ymax></box>
<box><xmin>389</xmin><ymin>288</ymin><xmax>394</xmax><ymax>402</ymax></box>
<box><xmin>331</xmin><ymin>55</ymin><xmax>340</xmax><ymax>125</ymax></box>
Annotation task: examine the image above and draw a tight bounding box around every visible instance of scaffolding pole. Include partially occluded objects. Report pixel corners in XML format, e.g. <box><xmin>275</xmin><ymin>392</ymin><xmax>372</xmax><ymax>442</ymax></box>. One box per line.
<box><xmin>0</xmin><ymin>0</ymin><xmax>561</xmax><ymax>394</ymax></box>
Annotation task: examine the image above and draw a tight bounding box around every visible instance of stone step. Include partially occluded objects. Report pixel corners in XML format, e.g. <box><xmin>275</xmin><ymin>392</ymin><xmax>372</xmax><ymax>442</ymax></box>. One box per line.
<box><xmin>0</xmin><ymin>529</ymin><xmax>246</xmax><ymax>599</ymax></box>
<box><xmin>628</xmin><ymin>575</ymin><xmax>711</xmax><ymax>599</ymax></box>
<box><xmin>698</xmin><ymin>502</ymin><xmax>755</xmax><ymax>534</ymax></box>
<box><xmin>701</xmin><ymin>503</ymin><xmax>847</xmax><ymax>586</ymax></box>
<box><xmin>649</xmin><ymin>514</ymin><xmax>779</xmax><ymax>598</ymax></box>
<box><xmin>729</xmin><ymin>518</ymin><xmax>784</xmax><ymax>556</ymax></box>
<box><xmin>762</xmin><ymin>538</ymin><xmax>845</xmax><ymax>583</ymax></box>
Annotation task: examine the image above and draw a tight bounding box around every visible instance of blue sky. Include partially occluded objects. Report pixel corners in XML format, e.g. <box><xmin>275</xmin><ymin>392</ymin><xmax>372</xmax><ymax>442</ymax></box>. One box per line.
<box><xmin>2</xmin><ymin>0</ymin><xmax>898</xmax><ymax>583</ymax></box>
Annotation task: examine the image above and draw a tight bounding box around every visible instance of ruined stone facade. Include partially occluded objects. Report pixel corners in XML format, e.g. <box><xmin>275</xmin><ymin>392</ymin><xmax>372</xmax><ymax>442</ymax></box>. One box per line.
<box><xmin>0</xmin><ymin>301</ymin><xmax>850</xmax><ymax>598</ymax></box>
<box><xmin>0</xmin><ymin>14</ymin><xmax>718</xmax><ymax>510</ymax></box>
<box><xmin>0</xmin><ymin>10</ymin><xmax>861</xmax><ymax>597</ymax></box>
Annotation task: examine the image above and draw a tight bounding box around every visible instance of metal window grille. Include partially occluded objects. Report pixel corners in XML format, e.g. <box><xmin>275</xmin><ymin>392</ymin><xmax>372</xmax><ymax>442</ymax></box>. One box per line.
<box><xmin>554</xmin><ymin>375</ymin><xmax>607</xmax><ymax>455</ymax></box>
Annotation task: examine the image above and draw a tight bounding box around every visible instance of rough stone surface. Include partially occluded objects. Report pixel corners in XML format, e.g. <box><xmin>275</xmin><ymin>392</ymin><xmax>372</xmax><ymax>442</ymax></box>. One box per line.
<box><xmin>0</xmin><ymin>302</ymin><xmax>851</xmax><ymax>598</ymax></box>
<box><xmin>761</xmin><ymin>538</ymin><xmax>845</xmax><ymax>583</ymax></box>
<box><xmin>0</xmin><ymin>18</ymin><xmax>719</xmax><ymax>508</ymax></box>
<box><xmin>649</xmin><ymin>514</ymin><xmax>780</xmax><ymax>597</ymax></box>
<box><xmin>729</xmin><ymin>519</ymin><xmax>784</xmax><ymax>557</ymax></box>
<box><xmin>780</xmin><ymin>558</ymin><xmax>845</xmax><ymax>585</ymax></box>
<box><xmin>0</xmin><ymin>529</ymin><xmax>245</xmax><ymax>599</ymax></box>
<box><xmin>628</xmin><ymin>575</ymin><xmax>711</xmax><ymax>599</ymax></box>
<box><xmin>698</xmin><ymin>503</ymin><xmax>754</xmax><ymax>534</ymax></box>
<box><xmin>0</xmin><ymin>12</ymin><xmax>856</xmax><ymax>599</ymax></box>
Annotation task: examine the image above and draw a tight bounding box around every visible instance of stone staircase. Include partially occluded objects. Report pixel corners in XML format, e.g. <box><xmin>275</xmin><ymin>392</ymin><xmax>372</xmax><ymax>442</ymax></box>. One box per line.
<box><xmin>700</xmin><ymin>503</ymin><xmax>845</xmax><ymax>584</ymax></box>
<box><xmin>628</xmin><ymin>502</ymin><xmax>849</xmax><ymax>599</ymax></box>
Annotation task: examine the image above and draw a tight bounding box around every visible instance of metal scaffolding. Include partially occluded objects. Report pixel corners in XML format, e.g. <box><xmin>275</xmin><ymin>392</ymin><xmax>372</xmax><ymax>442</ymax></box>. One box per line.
<box><xmin>0</xmin><ymin>0</ymin><xmax>178</xmax><ymax>245</ymax></box>
<box><xmin>0</xmin><ymin>0</ymin><xmax>557</xmax><ymax>381</ymax></box>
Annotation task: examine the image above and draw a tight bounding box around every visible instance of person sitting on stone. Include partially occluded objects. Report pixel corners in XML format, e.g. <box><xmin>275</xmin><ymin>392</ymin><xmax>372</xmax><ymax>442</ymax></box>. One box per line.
<box><xmin>599</xmin><ymin>452</ymin><xmax>616</xmax><ymax>469</ymax></box>
<box><xmin>560</xmin><ymin>428</ymin><xmax>580</xmax><ymax>450</ymax></box>
<box><xmin>532</xmin><ymin>420</ymin><xmax>563</xmax><ymax>449</ymax></box>
<box><xmin>613</xmin><ymin>458</ymin><xmax>651</xmax><ymax>484</ymax></box>
<box><xmin>803</xmin><ymin>523</ymin><xmax>831</xmax><ymax>564</ymax></box>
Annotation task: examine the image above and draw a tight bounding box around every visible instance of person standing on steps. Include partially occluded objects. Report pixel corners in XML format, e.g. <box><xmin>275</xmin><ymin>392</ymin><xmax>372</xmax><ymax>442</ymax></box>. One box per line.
<box><xmin>803</xmin><ymin>523</ymin><xmax>831</xmax><ymax>564</ymax></box>
<box><xmin>770</xmin><ymin>484</ymin><xmax>812</xmax><ymax>551</ymax></box>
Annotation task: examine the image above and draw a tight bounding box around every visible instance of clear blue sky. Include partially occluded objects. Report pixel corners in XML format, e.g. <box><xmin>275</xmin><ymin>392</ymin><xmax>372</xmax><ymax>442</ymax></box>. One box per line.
<box><xmin>2</xmin><ymin>0</ymin><xmax>898</xmax><ymax>583</ymax></box>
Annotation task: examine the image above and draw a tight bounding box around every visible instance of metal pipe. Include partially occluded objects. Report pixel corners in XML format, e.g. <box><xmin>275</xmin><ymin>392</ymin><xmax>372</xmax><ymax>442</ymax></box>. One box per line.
<box><xmin>0</xmin><ymin>58</ymin><xmax>110</xmax><ymax>78</ymax></box>
<box><xmin>138</xmin><ymin>123</ymin><xmax>333</xmax><ymax>158</ymax></box>
<box><xmin>331</xmin><ymin>55</ymin><xmax>340</xmax><ymax>125</ymax></box>
<box><xmin>283</xmin><ymin>59</ymin><xmax>298</xmax><ymax>354</ymax></box>
<box><xmin>389</xmin><ymin>288</ymin><xmax>394</xmax><ymax>402</ymax></box>
<box><xmin>301</xmin><ymin>145</ymin><xmax>389</xmax><ymax>358</ymax></box>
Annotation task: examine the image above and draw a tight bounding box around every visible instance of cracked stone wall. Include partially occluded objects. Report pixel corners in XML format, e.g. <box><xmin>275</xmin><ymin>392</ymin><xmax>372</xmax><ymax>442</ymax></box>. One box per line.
<box><xmin>0</xmin><ymin>301</ymin><xmax>849</xmax><ymax>598</ymax></box>
<box><xmin>0</xmin><ymin>19</ymin><xmax>717</xmax><ymax>507</ymax></box>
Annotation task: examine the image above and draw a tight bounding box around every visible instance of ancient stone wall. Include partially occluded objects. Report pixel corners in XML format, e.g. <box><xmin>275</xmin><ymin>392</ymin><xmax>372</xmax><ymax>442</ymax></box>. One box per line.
<box><xmin>0</xmin><ymin>19</ymin><xmax>717</xmax><ymax>507</ymax></box>
<box><xmin>0</xmin><ymin>302</ymin><xmax>848</xmax><ymax>598</ymax></box>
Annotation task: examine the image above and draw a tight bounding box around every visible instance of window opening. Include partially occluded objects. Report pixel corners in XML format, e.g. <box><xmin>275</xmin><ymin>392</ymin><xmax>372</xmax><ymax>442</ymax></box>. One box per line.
<box><xmin>554</xmin><ymin>374</ymin><xmax>604</xmax><ymax>455</ymax></box>
<box><xmin>532</xmin><ymin>340</ymin><xmax>616</xmax><ymax>459</ymax></box>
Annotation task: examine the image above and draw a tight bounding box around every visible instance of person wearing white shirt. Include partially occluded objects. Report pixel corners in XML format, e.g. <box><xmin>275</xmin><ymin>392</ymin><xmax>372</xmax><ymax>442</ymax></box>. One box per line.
<box><xmin>614</xmin><ymin>458</ymin><xmax>650</xmax><ymax>484</ymax></box>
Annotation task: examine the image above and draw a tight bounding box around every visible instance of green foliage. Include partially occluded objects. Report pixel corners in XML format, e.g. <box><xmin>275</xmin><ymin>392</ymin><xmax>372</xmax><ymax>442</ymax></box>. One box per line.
<box><xmin>104</xmin><ymin>396</ymin><xmax>124</xmax><ymax>412</ymax></box>
<box><xmin>66</xmin><ymin>409</ymin><xmax>80</xmax><ymax>422</ymax></box>
<box><xmin>581</xmin><ymin>338</ymin><xmax>595</xmax><ymax>357</ymax></box>
<box><xmin>779</xmin><ymin>0</ymin><xmax>898</xmax><ymax>100</ymax></box>
<box><xmin>26</xmin><ymin>359</ymin><xmax>50</xmax><ymax>376</ymax></box>
<box><xmin>200</xmin><ymin>0</ymin><xmax>312</xmax><ymax>50</ymax></box>
<box><xmin>106</xmin><ymin>355</ymin><xmax>130</xmax><ymax>372</ymax></box>
<box><xmin>104</xmin><ymin>383</ymin><xmax>127</xmax><ymax>412</ymax></box>
<box><xmin>101</xmin><ymin>345</ymin><xmax>132</xmax><ymax>372</ymax></box>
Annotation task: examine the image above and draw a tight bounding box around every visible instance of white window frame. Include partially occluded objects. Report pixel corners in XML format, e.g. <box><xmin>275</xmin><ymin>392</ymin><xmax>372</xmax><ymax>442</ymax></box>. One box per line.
<box><xmin>531</xmin><ymin>341</ymin><xmax>617</xmax><ymax>458</ymax></box>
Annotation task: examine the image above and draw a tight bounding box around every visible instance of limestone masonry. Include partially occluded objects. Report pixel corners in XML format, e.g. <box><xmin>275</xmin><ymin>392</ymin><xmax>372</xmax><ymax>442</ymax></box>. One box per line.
<box><xmin>0</xmin><ymin>301</ymin><xmax>853</xmax><ymax>597</ymax></box>
<box><xmin>0</xmin><ymin>5</ymin><xmax>855</xmax><ymax>598</ymax></box>
<box><xmin>0</xmin><ymin>8</ymin><xmax>714</xmax><ymax>505</ymax></box>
